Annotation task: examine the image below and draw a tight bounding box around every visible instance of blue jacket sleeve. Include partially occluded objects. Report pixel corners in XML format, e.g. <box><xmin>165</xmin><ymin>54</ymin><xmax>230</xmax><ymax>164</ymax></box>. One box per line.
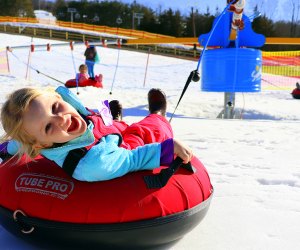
<box><xmin>73</xmin><ymin>134</ymin><xmax>161</xmax><ymax>182</ymax></box>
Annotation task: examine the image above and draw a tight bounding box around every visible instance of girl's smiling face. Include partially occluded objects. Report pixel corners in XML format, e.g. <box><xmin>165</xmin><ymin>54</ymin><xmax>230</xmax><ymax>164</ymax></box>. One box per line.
<box><xmin>80</xmin><ymin>66</ymin><xmax>87</xmax><ymax>74</ymax></box>
<box><xmin>22</xmin><ymin>93</ymin><xmax>87</xmax><ymax>149</ymax></box>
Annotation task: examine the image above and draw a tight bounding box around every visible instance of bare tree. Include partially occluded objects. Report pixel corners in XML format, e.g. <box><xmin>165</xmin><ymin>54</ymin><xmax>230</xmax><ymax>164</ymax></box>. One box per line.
<box><xmin>290</xmin><ymin>0</ymin><xmax>300</xmax><ymax>37</ymax></box>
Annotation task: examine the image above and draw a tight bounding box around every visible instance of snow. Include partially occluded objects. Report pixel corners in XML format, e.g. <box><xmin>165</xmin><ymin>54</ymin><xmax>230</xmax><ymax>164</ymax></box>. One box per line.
<box><xmin>0</xmin><ymin>32</ymin><xmax>299</xmax><ymax>250</ymax></box>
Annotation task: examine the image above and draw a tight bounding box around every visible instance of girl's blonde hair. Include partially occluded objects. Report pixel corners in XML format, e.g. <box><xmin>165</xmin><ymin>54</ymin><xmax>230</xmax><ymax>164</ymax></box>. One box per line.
<box><xmin>1</xmin><ymin>87</ymin><xmax>56</xmax><ymax>159</ymax></box>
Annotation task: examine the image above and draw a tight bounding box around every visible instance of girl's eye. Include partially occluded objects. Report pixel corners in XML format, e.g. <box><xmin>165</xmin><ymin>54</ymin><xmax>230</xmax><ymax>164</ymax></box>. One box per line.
<box><xmin>45</xmin><ymin>123</ymin><xmax>51</xmax><ymax>133</ymax></box>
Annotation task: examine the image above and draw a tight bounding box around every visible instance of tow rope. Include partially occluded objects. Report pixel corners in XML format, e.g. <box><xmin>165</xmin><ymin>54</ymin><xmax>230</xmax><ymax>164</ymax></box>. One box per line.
<box><xmin>169</xmin><ymin>70</ymin><xmax>200</xmax><ymax>122</ymax></box>
<box><xmin>169</xmin><ymin>0</ymin><xmax>237</xmax><ymax>122</ymax></box>
<box><xmin>9</xmin><ymin>51</ymin><xmax>65</xmax><ymax>85</ymax></box>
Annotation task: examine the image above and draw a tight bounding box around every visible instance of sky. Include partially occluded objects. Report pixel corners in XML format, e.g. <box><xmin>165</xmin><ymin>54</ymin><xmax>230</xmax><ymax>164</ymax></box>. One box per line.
<box><xmin>118</xmin><ymin>0</ymin><xmax>294</xmax><ymax>22</ymax></box>
<box><xmin>0</xmin><ymin>30</ymin><xmax>300</xmax><ymax>250</ymax></box>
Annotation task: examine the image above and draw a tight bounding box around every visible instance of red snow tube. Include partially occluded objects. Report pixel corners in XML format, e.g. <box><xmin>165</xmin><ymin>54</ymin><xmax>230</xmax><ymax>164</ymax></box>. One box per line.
<box><xmin>65</xmin><ymin>79</ymin><xmax>103</xmax><ymax>88</ymax></box>
<box><xmin>0</xmin><ymin>155</ymin><xmax>213</xmax><ymax>249</ymax></box>
<box><xmin>291</xmin><ymin>88</ymin><xmax>300</xmax><ymax>99</ymax></box>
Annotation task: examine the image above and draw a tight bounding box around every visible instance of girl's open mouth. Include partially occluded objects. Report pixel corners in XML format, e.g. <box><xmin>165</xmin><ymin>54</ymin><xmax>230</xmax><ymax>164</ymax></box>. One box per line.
<box><xmin>67</xmin><ymin>117</ymin><xmax>79</xmax><ymax>132</ymax></box>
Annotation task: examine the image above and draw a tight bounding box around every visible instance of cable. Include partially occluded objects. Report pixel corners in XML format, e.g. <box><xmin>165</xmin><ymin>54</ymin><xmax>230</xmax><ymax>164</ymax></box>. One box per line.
<box><xmin>262</xmin><ymin>78</ymin><xmax>287</xmax><ymax>90</ymax></box>
<box><xmin>169</xmin><ymin>70</ymin><xmax>199</xmax><ymax>122</ymax></box>
<box><xmin>169</xmin><ymin>0</ymin><xmax>236</xmax><ymax>122</ymax></box>
<box><xmin>9</xmin><ymin>51</ymin><xmax>65</xmax><ymax>84</ymax></box>
<box><xmin>70</xmin><ymin>41</ymin><xmax>79</xmax><ymax>94</ymax></box>
<box><xmin>109</xmin><ymin>48</ymin><xmax>121</xmax><ymax>95</ymax></box>
<box><xmin>196</xmin><ymin>0</ymin><xmax>236</xmax><ymax>71</ymax></box>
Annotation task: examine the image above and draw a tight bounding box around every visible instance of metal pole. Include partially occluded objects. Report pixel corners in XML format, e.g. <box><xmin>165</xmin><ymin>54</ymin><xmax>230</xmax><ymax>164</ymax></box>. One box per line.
<box><xmin>5</xmin><ymin>48</ymin><xmax>10</xmax><ymax>73</ymax></box>
<box><xmin>223</xmin><ymin>92</ymin><xmax>235</xmax><ymax>119</ymax></box>
<box><xmin>132</xmin><ymin>12</ymin><xmax>135</xmax><ymax>29</ymax></box>
<box><xmin>192</xmin><ymin>7</ymin><xmax>196</xmax><ymax>37</ymax></box>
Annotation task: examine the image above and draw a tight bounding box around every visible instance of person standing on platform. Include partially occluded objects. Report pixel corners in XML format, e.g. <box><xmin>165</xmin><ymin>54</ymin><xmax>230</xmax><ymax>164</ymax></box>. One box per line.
<box><xmin>84</xmin><ymin>45</ymin><xmax>99</xmax><ymax>80</ymax></box>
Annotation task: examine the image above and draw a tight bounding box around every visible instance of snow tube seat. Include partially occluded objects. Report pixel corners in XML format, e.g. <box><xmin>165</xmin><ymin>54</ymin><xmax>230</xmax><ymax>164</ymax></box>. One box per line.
<box><xmin>291</xmin><ymin>88</ymin><xmax>300</xmax><ymax>99</ymax></box>
<box><xmin>65</xmin><ymin>77</ymin><xmax>103</xmax><ymax>88</ymax></box>
<box><xmin>0</xmin><ymin>155</ymin><xmax>213</xmax><ymax>249</ymax></box>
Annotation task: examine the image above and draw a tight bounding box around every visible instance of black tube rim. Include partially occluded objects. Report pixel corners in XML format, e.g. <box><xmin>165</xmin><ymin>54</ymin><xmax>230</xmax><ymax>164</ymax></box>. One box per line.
<box><xmin>0</xmin><ymin>191</ymin><xmax>213</xmax><ymax>232</ymax></box>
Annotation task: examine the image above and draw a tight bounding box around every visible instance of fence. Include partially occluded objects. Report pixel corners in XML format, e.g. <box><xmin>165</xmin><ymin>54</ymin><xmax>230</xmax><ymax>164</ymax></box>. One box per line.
<box><xmin>0</xmin><ymin>16</ymin><xmax>172</xmax><ymax>39</ymax></box>
<box><xmin>0</xmin><ymin>16</ymin><xmax>299</xmax><ymax>90</ymax></box>
<box><xmin>262</xmin><ymin>50</ymin><xmax>300</xmax><ymax>90</ymax></box>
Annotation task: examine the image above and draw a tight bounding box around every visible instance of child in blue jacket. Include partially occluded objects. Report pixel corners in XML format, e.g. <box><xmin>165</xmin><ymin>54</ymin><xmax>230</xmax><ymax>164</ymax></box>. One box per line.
<box><xmin>0</xmin><ymin>86</ymin><xmax>192</xmax><ymax>182</ymax></box>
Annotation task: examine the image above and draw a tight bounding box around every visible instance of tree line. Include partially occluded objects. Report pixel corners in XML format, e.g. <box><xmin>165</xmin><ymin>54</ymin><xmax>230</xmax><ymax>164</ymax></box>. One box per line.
<box><xmin>0</xmin><ymin>0</ymin><xmax>299</xmax><ymax>50</ymax></box>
